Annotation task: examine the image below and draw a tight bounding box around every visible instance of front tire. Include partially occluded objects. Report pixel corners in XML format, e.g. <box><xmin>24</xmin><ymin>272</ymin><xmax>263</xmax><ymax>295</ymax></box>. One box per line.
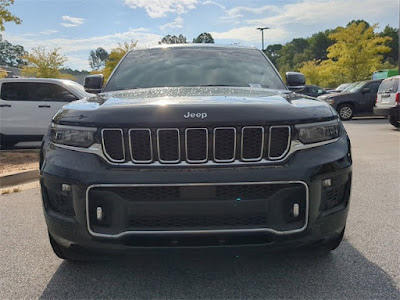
<box><xmin>337</xmin><ymin>104</ymin><xmax>354</xmax><ymax>121</ymax></box>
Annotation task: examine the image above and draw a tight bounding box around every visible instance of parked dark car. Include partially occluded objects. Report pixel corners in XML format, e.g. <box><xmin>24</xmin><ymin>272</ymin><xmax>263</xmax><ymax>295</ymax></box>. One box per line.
<box><xmin>318</xmin><ymin>79</ymin><xmax>383</xmax><ymax>120</ymax></box>
<box><xmin>296</xmin><ymin>85</ymin><xmax>327</xmax><ymax>98</ymax></box>
<box><xmin>40</xmin><ymin>45</ymin><xmax>352</xmax><ymax>260</ymax></box>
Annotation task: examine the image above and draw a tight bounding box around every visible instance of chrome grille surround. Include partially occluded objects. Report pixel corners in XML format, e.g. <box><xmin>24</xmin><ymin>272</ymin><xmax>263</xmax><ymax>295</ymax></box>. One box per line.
<box><xmin>268</xmin><ymin>126</ymin><xmax>291</xmax><ymax>160</ymax></box>
<box><xmin>157</xmin><ymin>128</ymin><xmax>181</xmax><ymax>164</ymax></box>
<box><xmin>128</xmin><ymin>129</ymin><xmax>153</xmax><ymax>163</ymax></box>
<box><xmin>185</xmin><ymin>128</ymin><xmax>208</xmax><ymax>163</ymax></box>
<box><xmin>101</xmin><ymin>128</ymin><xmax>125</xmax><ymax>163</ymax></box>
<box><xmin>241</xmin><ymin>126</ymin><xmax>265</xmax><ymax>162</ymax></box>
<box><xmin>213</xmin><ymin>127</ymin><xmax>237</xmax><ymax>163</ymax></box>
<box><xmin>86</xmin><ymin>181</ymin><xmax>310</xmax><ymax>238</ymax></box>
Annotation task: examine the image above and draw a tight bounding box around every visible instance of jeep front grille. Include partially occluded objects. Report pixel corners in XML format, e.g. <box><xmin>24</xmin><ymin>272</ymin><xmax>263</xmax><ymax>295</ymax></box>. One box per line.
<box><xmin>101</xmin><ymin>125</ymin><xmax>291</xmax><ymax>165</ymax></box>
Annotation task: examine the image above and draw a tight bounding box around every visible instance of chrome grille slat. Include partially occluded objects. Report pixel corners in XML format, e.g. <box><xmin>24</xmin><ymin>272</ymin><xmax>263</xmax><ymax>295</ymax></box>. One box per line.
<box><xmin>213</xmin><ymin>127</ymin><xmax>236</xmax><ymax>163</ymax></box>
<box><xmin>101</xmin><ymin>129</ymin><xmax>125</xmax><ymax>162</ymax></box>
<box><xmin>101</xmin><ymin>125</ymin><xmax>292</xmax><ymax>165</ymax></box>
<box><xmin>185</xmin><ymin>128</ymin><xmax>208</xmax><ymax>163</ymax></box>
<box><xmin>268</xmin><ymin>126</ymin><xmax>291</xmax><ymax>160</ymax></box>
<box><xmin>129</xmin><ymin>129</ymin><xmax>153</xmax><ymax>163</ymax></box>
<box><xmin>241</xmin><ymin>126</ymin><xmax>264</xmax><ymax>162</ymax></box>
<box><xmin>157</xmin><ymin>128</ymin><xmax>181</xmax><ymax>164</ymax></box>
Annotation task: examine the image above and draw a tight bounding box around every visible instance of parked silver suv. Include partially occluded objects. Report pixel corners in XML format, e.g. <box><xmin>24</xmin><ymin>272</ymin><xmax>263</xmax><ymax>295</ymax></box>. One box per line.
<box><xmin>374</xmin><ymin>76</ymin><xmax>400</xmax><ymax>128</ymax></box>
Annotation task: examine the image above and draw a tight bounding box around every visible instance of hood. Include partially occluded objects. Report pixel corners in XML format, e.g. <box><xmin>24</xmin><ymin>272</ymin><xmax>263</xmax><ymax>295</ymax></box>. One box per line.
<box><xmin>54</xmin><ymin>87</ymin><xmax>335</xmax><ymax>127</ymax></box>
<box><xmin>320</xmin><ymin>91</ymin><xmax>354</xmax><ymax>99</ymax></box>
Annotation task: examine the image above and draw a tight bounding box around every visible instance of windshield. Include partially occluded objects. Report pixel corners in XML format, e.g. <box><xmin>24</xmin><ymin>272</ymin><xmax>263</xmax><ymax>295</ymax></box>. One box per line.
<box><xmin>336</xmin><ymin>83</ymin><xmax>350</xmax><ymax>90</ymax></box>
<box><xmin>342</xmin><ymin>82</ymin><xmax>364</xmax><ymax>93</ymax></box>
<box><xmin>104</xmin><ymin>47</ymin><xmax>286</xmax><ymax>92</ymax></box>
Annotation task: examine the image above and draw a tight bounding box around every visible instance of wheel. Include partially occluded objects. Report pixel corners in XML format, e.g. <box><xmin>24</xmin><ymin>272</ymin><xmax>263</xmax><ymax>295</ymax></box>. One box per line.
<box><xmin>388</xmin><ymin>114</ymin><xmax>400</xmax><ymax>128</ymax></box>
<box><xmin>48</xmin><ymin>233</ymin><xmax>90</xmax><ymax>261</ymax></box>
<box><xmin>337</xmin><ymin>104</ymin><xmax>354</xmax><ymax>121</ymax></box>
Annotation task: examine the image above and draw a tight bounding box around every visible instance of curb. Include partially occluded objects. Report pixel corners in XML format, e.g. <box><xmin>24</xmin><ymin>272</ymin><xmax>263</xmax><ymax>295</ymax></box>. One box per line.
<box><xmin>0</xmin><ymin>170</ymin><xmax>39</xmax><ymax>188</ymax></box>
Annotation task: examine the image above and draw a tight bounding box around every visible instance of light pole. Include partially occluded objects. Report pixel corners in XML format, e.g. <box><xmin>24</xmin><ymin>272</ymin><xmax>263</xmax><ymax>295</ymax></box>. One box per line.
<box><xmin>257</xmin><ymin>27</ymin><xmax>270</xmax><ymax>51</ymax></box>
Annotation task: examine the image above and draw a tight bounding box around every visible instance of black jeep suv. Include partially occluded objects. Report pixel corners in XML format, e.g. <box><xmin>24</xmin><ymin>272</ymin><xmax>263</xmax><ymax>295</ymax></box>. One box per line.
<box><xmin>40</xmin><ymin>45</ymin><xmax>352</xmax><ymax>260</ymax></box>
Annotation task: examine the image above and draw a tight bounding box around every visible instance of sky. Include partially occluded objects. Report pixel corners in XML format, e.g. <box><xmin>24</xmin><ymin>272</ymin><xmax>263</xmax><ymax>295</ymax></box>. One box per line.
<box><xmin>3</xmin><ymin>0</ymin><xmax>399</xmax><ymax>70</ymax></box>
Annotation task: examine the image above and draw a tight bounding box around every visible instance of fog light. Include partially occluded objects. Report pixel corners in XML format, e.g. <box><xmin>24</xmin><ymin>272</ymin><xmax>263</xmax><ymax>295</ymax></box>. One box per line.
<box><xmin>293</xmin><ymin>203</ymin><xmax>299</xmax><ymax>217</ymax></box>
<box><xmin>322</xmin><ymin>179</ymin><xmax>332</xmax><ymax>187</ymax></box>
<box><xmin>61</xmin><ymin>184</ymin><xmax>71</xmax><ymax>192</ymax></box>
<box><xmin>96</xmin><ymin>207</ymin><xmax>103</xmax><ymax>221</ymax></box>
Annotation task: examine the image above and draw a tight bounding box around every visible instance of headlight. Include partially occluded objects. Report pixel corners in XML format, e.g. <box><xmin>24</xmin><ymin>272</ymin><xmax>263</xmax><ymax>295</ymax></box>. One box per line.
<box><xmin>51</xmin><ymin>123</ymin><xmax>97</xmax><ymax>147</ymax></box>
<box><xmin>296</xmin><ymin>120</ymin><xmax>340</xmax><ymax>144</ymax></box>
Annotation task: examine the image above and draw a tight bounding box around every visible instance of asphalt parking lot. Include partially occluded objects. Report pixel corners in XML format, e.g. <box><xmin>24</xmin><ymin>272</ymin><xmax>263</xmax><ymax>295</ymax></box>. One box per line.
<box><xmin>0</xmin><ymin>119</ymin><xmax>399</xmax><ymax>299</ymax></box>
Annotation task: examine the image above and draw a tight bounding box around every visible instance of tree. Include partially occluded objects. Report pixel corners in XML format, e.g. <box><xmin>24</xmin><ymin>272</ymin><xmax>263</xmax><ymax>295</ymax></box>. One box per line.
<box><xmin>88</xmin><ymin>47</ymin><xmax>109</xmax><ymax>71</ymax></box>
<box><xmin>21</xmin><ymin>46</ymin><xmax>73</xmax><ymax>79</ymax></box>
<box><xmin>103</xmin><ymin>40</ymin><xmax>137</xmax><ymax>80</ymax></box>
<box><xmin>264</xmin><ymin>44</ymin><xmax>282</xmax><ymax>65</ymax></box>
<box><xmin>0</xmin><ymin>0</ymin><xmax>22</xmax><ymax>31</ymax></box>
<box><xmin>0</xmin><ymin>67</ymin><xmax>7</xmax><ymax>78</ymax></box>
<box><xmin>347</xmin><ymin>19</ymin><xmax>370</xmax><ymax>28</ymax></box>
<box><xmin>379</xmin><ymin>25</ymin><xmax>399</xmax><ymax>66</ymax></box>
<box><xmin>308</xmin><ymin>30</ymin><xmax>335</xmax><ymax>61</ymax></box>
<box><xmin>0</xmin><ymin>34</ymin><xmax>26</xmax><ymax>66</ymax></box>
<box><xmin>299</xmin><ymin>22</ymin><xmax>392</xmax><ymax>87</ymax></box>
<box><xmin>159</xmin><ymin>34</ymin><xmax>187</xmax><ymax>44</ymax></box>
<box><xmin>326</xmin><ymin>22</ymin><xmax>392</xmax><ymax>82</ymax></box>
<box><xmin>193</xmin><ymin>32</ymin><xmax>214</xmax><ymax>43</ymax></box>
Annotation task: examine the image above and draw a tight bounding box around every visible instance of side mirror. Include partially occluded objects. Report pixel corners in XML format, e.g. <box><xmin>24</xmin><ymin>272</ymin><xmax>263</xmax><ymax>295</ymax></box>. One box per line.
<box><xmin>84</xmin><ymin>74</ymin><xmax>104</xmax><ymax>94</ymax></box>
<box><xmin>285</xmin><ymin>72</ymin><xmax>306</xmax><ymax>90</ymax></box>
<box><xmin>362</xmin><ymin>87</ymin><xmax>370</xmax><ymax>94</ymax></box>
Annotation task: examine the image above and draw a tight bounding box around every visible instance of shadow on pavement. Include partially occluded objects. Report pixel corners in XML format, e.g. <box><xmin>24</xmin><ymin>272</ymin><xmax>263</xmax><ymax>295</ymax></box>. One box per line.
<box><xmin>40</xmin><ymin>240</ymin><xmax>399</xmax><ymax>299</ymax></box>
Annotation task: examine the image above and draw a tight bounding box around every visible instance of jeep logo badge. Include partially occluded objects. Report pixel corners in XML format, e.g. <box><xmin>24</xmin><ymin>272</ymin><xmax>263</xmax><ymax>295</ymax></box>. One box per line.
<box><xmin>184</xmin><ymin>112</ymin><xmax>208</xmax><ymax>119</ymax></box>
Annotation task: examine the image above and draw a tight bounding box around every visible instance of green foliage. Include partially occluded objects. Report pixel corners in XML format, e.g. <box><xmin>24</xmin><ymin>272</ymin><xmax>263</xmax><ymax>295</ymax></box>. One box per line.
<box><xmin>347</xmin><ymin>19</ymin><xmax>371</xmax><ymax>28</ymax></box>
<box><xmin>159</xmin><ymin>34</ymin><xmax>187</xmax><ymax>44</ymax></box>
<box><xmin>0</xmin><ymin>0</ymin><xmax>21</xmax><ymax>31</ymax></box>
<box><xmin>379</xmin><ymin>25</ymin><xmax>399</xmax><ymax>65</ymax></box>
<box><xmin>103</xmin><ymin>40</ymin><xmax>137</xmax><ymax>81</ymax></box>
<box><xmin>193</xmin><ymin>32</ymin><xmax>214</xmax><ymax>43</ymax></box>
<box><xmin>88</xmin><ymin>47</ymin><xmax>109</xmax><ymax>70</ymax></box>
<box><xmin>21</xmin><ymin>46</ymin><xmax>72</xmax><ymax>79</ymax></box>
<box><xmin>270</xmin><ymin>20</ymin><xmax>396</xmax><ymax>87</ymax></box>
<box><xmin>299</xmin><ymin>22</ymin><xmax>392</xmax><ymax>87</ymax></box>
<box><xmin>0</xmin><ymin>66</ymin><xmax>7</xmax><ymax>78</ymax></box>
<box><xmin>264</xmin><ymin>44</ymin><xmax>282</xmax><ymax>65</ymax></box>
<box><xmin>0</xmin><ymin>34</ymin><xmax>26</xmax><ymax>67</ymax></box>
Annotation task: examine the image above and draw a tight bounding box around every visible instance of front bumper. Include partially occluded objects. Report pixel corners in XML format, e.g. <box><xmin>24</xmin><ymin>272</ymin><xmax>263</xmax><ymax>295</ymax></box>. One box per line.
<box><xmin>40</xmin><ymin>133</ymin><xmax>352</xmax><ymax>252</ymax></box>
